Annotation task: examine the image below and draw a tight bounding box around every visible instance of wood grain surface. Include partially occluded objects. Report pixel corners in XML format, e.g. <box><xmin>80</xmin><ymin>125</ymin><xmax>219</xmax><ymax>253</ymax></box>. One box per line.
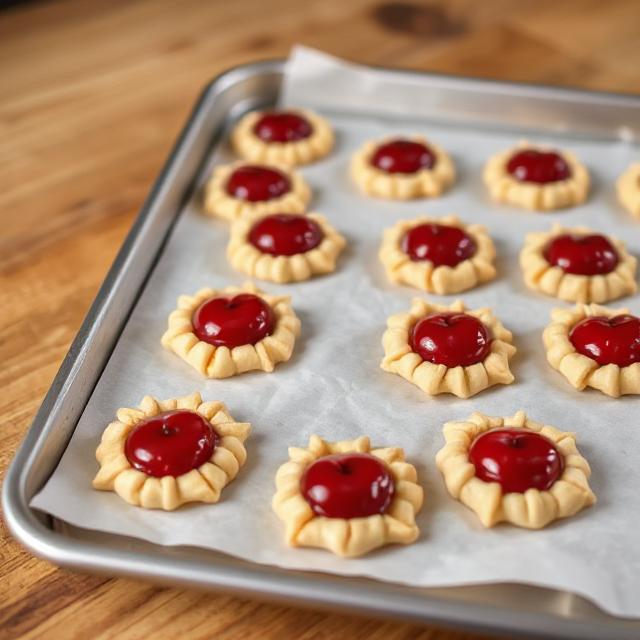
<box><xmin>1</xmin><ymin>0</ymin><xmax>639</xmax><ymax>638</ymax></box>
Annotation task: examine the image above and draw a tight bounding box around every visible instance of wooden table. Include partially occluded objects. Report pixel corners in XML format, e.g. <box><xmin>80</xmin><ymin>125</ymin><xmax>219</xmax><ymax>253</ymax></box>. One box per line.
<box><xmin>2</xmin><ymin>1</ymin><xmax>638</xmax><ymax>637</ymax></box>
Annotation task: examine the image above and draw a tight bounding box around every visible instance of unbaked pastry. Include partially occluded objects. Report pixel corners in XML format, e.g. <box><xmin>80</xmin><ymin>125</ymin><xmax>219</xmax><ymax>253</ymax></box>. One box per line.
<box><xmin>380</xmin><ymin>298</ymin><xmax>515</xmax><ymax>399</ymax></box>
<box><xmin>93</xmin><ymin>392</ymin><xmax>251</xmax><ymax>510</ymax></box>
<box><xmin>436</xmin><ymin>410</ymin><xmax>595</xmax><ymax>528</ymax></box>
<box><xmin>617</xmin><ymin>162</ymin><xmax>640</xmax><ymax>218</ymax></box>
<box><xmin>272</xmin><ymin>435</ymin><xmax>423</xmax><ymax>557</ymax></box>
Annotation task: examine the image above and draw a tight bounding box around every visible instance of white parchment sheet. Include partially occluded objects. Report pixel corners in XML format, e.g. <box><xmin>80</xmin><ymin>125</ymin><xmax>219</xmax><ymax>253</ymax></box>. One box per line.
<box><xmin>33</xmin><ymin>48</ymin><xmax>640</xmax><ymax>617</ymax></box>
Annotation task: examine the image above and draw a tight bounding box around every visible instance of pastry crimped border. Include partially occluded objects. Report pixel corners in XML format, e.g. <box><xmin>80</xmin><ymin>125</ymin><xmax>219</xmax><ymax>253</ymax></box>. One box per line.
<box><xmin>231</xmin><ymin>108</ymin><xmax>334</xmax><ymax>166</ymax></box>
<box><xmin>161</xmin><ymin>282</ymin><xmax>300</xmax><ymax>379</ymax></box>
<box><xmin>350</xmin><ymin>135</ymin><xmax>455</xmax><ymax>200</ymax></box>
<box><xmin>519</xmin><ymin>224</ymin><xmax>637</xmax><ymax>303</ymax></box>
<box><xmin>379</xmin><ymin>215</ymin><xmax>497</xmax><ymax>293</ymax></box>
<box><xmin>617</xmin><ymin>162</ymin><xmax>640</xmax><ymax>219</ymax></box>
<box><xmin>272</xmin><ymin>435</ymin><xmax>424</xmax><ymax>557</ymax></box>
<box><xmin>543</xmin><ymin>303</ymin><xmax>640</xmax><ymax>397</ymax></box>
<box><xmin>435</xmin><ymin>410</ymin><xmax>596</xmax><ymax>529</ymax></box>
<box><xmin>93</xmin><ymin>392</ymin><xmax>251</xmax><ymax>511</ymax></box>
<box><xmin>203</xmin><ymin>161</ymin><xmax>311</xmax><ymax>222</ymax></box>
<box><xmin>380</xmin><ymin>298</ymin><xmax>516</xmax><ymax>399</ymax></box>
<box><xmin>483</xmin><ymin>141</ymin><xmax>589</xmax><ymax>211</ymax></box>
<box><xmin>227</xmin><ymin>212</ymin><xmax>346</xmax><ymax>283</ymax></box>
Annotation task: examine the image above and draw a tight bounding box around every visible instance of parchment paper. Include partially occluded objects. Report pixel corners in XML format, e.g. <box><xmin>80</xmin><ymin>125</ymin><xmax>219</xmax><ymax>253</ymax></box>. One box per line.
<box><xmin>32</xmin><ymin>47</ymin><xmax>640</xmax><ymax>618</ymax></box>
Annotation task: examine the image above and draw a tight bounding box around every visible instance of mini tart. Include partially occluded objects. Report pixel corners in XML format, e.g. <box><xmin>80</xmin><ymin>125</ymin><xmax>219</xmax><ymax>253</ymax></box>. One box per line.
<box><xmin>161</xmin><ymin>282</ymin><xmax>300</xmax><ymax>379</ymax></box>
<box><xmin>543</xmin><ymin>303</ymin><xmax>640</xmax><ymax>397</ymax></box>
<box><xmin>380</xmin><ymin>298</ymin><xmax>516</xmax><ymax>399</ymax></box>
<box><xmin>520</xmin><ymin>224</ymin><xmax>637</xmax><ymax>303</ymax></box>
<box><xmin>436</xmin><ymin>410</ymin><xmax>595</xmax><ymax>529</ymax></box>
<box><xmin>227</xmin><ymin>212</ymin><xmax>346</xmax><ymax>283</ymax></box>
<box><xmin>231</xmin><ymin>108</ymin><xmax>334</xmax><ymax>166</ymax></box>
<box><xmin>93</xmin><ymin>392</ymin><xmax>251</xmax><ymax>510</ymax></box>
<box><xmin>484</xmin><ymin>142</ymin><xmax>589</xmax><ymax>211</ymax></box>
<box><xmin>272</xmin><ymin>435</ymin><xmax>423</xmax><ymax>557</ymax></box>
<box><xmin>617</xmin><ymin>162</ymin><xmax>640</xmax><ymax>218</ymax></box>
<box><xmin>350</xmin><ymin>135</ymin><xmax>455</xmax><ymax>199</ymax></box>
<box><xmin>379</xmin><ymin>215</ymin><xmax>496</xmax><ymax>293</ymax></box>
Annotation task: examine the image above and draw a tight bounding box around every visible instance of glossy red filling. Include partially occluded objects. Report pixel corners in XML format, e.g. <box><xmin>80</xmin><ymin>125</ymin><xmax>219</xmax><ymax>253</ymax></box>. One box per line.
<box><xmin>248</xmin><ymin>213</ymin><xmax>323</xmax><ymax>256</ymax></box>
<box><xmin>226</xmin><ymin>165</ymin><xmax>291</xmax><ymax>202</ymax></box>
<box><xmin>544</xmin><ymin>233</ymin><xmax>619</xmax><ymax>276</ymax></box>
<box><xmin>370</xmin><ymin>139</ymin><xmax>436</xmax><ymax>174</ymax></box>
<box><xmin>410</xmin><ymin>312</ymin><xmax>492</xmax><ymax>368</ymax></box>
<box><xmin>569</xmin><ymin>314</ymin><xmax>640</xmax><ymax>367</ymax></box>
<box><xmin>192</xmin><ymin>293</ymin><xmax>275</xmax><ymax>349</ymax></box>
<box><xmin>401</xmin><ymin>223</ymin><xmax>477</xmax><ymax>266</ymax></box>
<box><xmin>301</xmin><ymin>453</ymin><xmax>394</xmax><ymax>519</ymax></box>
<box><xmin>253</xmin><ymin>111</ymin><xmax>313</xmax><ymax>143</ymax></box>
<box><xmin>469</xmin><ymin>428</ymin><xmax>563</xmax><ymax>493</ymax></box>
<box><xmin>506</xmin><ymin>149</ymin><xmax>571</xmax><ymax>184</ymax></box>
<box><xmin>124</xmin><ymin>410</ymin><xmax>217</xmax><ymax>478</ymax></box>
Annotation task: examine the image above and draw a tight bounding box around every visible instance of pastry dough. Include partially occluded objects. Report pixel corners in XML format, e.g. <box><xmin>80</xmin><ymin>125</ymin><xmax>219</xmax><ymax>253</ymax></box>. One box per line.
<box><xmin>227</xmin><ymin>213</ymin><xmax>346</xmax><ymax>283</ymax></box>
<box><xmin>520</xmin><ymin>224</ymin><xmax>637</xmax><ymax>303</ymax></box>
<box><xmin>617</xmin><ymin>162</ymin><xmax>640</xmax><ymax>218</ymax></box>
<box><xmin>161</xmin><ymin>282</ymin><xmax>300</xmax><ymax>378</ymax></box>
<box><xmin>231</xmin><ymin>108</ymin><xmax>334</xmax><ymax>166</ymax></box>
<box><xmin>436</xmin><ymin>410</ymin><xmax>596</xmax><ymax>529</ymax></box>
<box><xmin>350</xmin><ymin>136</ymin><xmax>455</xmax><ymax>199</ymax></box>
<box><xmin>93</xmin><ymin>392</ymin><xmax>251</xmax><ymax>510</ymax></box>
<box><xmin>272</xmin><ymin>435</ymin><xmax>423</xmax><ymax>557</ymax></box>
<box><xmin>379</xmin><ymin>215</ymin><xmax>496</xmax><ymax>293</ymax></box>
<box><xmin>484</xmin><ymin>142</ymin><xmax>589</xmax><ymax>211</ymax></box>
<box><xmin>204</xmin><ymin>161</ymin><xmax>311</xmax><ymax>222</ymax></box>
<box><xmin>380</xmin><ymin>298</ymin><xmax>516</xmax><ymax>398</ymax></box>
<box><xmin>543</xmin><ymin>303</ymin><xmax>640</xmax><ymax>397</ymax></box>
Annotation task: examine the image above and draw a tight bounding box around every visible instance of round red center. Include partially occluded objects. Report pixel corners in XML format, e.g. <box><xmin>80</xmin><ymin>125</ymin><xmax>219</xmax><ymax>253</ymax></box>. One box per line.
<box><xmin>569</xmin><ymin>314</ymin><xmax>640</xmax><ymax>367</ymax></box>
<box><xmin>506</xmin><ymin>149</ymin><xmax>571</xmax><ymax>184</ymax></box>
<box><xmin>410</xmin><ymin>312</ymin><xmax>492</xmax><ymax>368</ymax></box>
<box><xmin>253</xmin><ymin>111</ymin><xmax>313</xmax><ymax>143</ymax></box>
<box><xmin>124</xmin><ymin>410</ymin><xmax>217</xmax><ymax>478</ymax></box>
<box><xmin>401</xmin><ymin>223</ymin><xmax>477</xmax><ymax>266</ymax></box>
<box><xmin>226</xmin><ymin>165</ymin><xmax>291</xmax><ymax>202</ymax></box>
<box><xmin>469</xmin><ymin>428</ymin><xmax>564</xmax><ymax>494</ymax></box>
<box><xmin>544</xmin><ymin>233</ymin><xmax>619</xmax><ymax>276</ymax></box>
<box><xmin>301</xmin><ymin>453</ymin><xmax>394</xmax><ymax>519</ymax></box>
<box><xmin>370</xmin><ymin>139</ymin><xmax>436</xmax><ymax>174</ymax></box>
<box><xmin>248</xmin><ymin>213</ymin><xmax>323</xmax><ymax>256</ymax></box>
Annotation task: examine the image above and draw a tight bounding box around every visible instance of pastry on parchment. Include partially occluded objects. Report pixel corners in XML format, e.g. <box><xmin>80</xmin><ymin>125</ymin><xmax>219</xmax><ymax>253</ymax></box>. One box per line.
<box><xmin>617</xmin><ymin>162</ymin><xmax>640</xmax><ymax>218</ymax></box>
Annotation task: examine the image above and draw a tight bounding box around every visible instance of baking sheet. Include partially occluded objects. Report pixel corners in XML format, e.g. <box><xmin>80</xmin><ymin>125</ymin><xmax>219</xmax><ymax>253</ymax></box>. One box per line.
<box><xmin>32</xmin><ymin>47</ymin><xmax>640</xmax><ymax>618</ymax></box>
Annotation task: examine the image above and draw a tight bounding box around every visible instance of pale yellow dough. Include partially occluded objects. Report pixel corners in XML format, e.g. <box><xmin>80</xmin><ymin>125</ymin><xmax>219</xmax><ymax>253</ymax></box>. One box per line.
<box><xmin>520</xmin><ymin>224</ymin><xmax>637</xmax><ymax>303</ymax></box>
<box><xmin>543</xmin><ymin>303</ymin><xmax>640</xmax><ymax>397</ymax></box>
<box><xmin>617</xmin><ymin>162</ymin><xmax>640</xmax><ymax>218</ymax></box>
<box><xmin>484</xmin><ymin>142</ymin><xmax>589</xmax><ymax>211</ymax></box>
<box><xmin>379</xmin><ymin>215</ymin><xmax>496</xmax><ymax>293</ymax></box>
<box><xmin>231</xmin><ymin>109</ymin><xmax>334</xmax><ymax>166</ymax></box>
<box><xmin>350</xmin><ymin>135</ymin><xmax>455</xmax><ymax>199</ymax></box>
<box><xmin>380</xmin><ymin>298</ymin><xmax>516</xmax><ymax>399</ymax></box>
<box><xmin>436</xmin><ymin>411</ymin><xmax>596</xmax><ymax>529</ymax></box>
<box><xmin>93</xmin><ymin>392</ymin><xmax>251</xmax><ymax>510</ymax></box>
<box><xmin>161</xmin><ymin>282</ymin><xmax>300</xmax><ymax>379</ymax></box>
<box><xmin>203</xmin><ymin>161</ymin><xmax>311</xmax><ymax>222</ymax></box>
<box><xmin>227</xmin><ymin>213</ymin><xmax>346</xmax><ymax>283</ymax></box>
<box><xmin>272</xmin><ymin>435</ymin><xmax>423</xmax><ymax>557</ymax></box>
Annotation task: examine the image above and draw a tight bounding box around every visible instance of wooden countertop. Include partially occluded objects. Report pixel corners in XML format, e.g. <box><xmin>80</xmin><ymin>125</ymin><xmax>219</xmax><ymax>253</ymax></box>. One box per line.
<box><xmin>1</xmin><ymin>1</ymin><xmax>638</xmax><ymax>638</ymax></box>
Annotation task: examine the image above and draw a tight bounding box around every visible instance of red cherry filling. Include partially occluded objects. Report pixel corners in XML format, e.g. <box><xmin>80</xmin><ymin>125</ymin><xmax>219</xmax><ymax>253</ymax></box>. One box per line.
<box><xmin>401</xmin><ymin>223</ymin><xmax>477</xmax><ymax>266</ymax></box>
<box><xmin>569</xmin><ymin>314</ymin><xmax>640</xmax><ymax>367</ymax></box>
<box><xmin>410</xmin><ymin>312</ymin><xmax>492</xmax><ymax>368</ymax></box>
<box><xmin>226</xmin><ymin>165</ymin><xmax>291</xmax><ymax>202</ymax></box>
<box><xmin>253</xmin><ymin>111</ymin><xmax>313</xmax><ymax>143</ymax></box>
<box><xmin>544</xmin><ymin>233</ymin><xmax>619</xmax><ymax>276</ymax></box>
<box><xmin>191</xmin><ymin>293</ymin><xmax>275</xmax><ymax>349</ymax></box>
<box><xmin>506</xmin><ymin>149</ymin><xmax>571</xmax><ymax>184</ymax></box>
<box><xmin>371</xmin><ymin>139</ymin><xmax>436</xmax><ymax>174</ymax></box>
<box><xmin>301</xmin><ymin>453</ymin><xmax>394</xmax><ymax>519</ymax></box>
<box><xmin>124</xmin><ymin>410</ymin><xmax>217</xmax><ymax>478</ymax></box>
<box><xmin>469</xmin><ymin>428</ymin><xmax>564</xmax><ymax>493</ymax></box>
<box><xmin>248</xmin><ymin>213</ymin><xmax>323</xmax><ymax>256</ymax></box>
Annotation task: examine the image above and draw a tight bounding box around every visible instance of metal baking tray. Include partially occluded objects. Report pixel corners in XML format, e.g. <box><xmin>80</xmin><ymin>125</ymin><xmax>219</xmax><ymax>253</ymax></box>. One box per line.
<box><xmin>4</xmin><ymin>59</ymin><xmax>640</xmax><ymax>640</ymax></box>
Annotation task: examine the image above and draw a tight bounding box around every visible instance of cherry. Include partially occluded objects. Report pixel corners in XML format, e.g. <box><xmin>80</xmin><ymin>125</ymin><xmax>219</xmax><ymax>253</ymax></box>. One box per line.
<box><xmin>401</xmin><ymin>223</ymin><xmax>477</xmax><ymax>266</ymax></box>
<box><xmin>570</xmin><ymin>314</ymin><xmax>640</xmax><ymax>367</ymax></box>
<box><xmin>248</xmin><ymin>214</ymin><xmax>323</xmax><ymax>256</ymax></box>
<box><xmin>506</xmin><ymin>149</ymin><xmax>571</xmax><ymax>184</ymax></box>
<box><xmin>371</xmin><ymin>139</ymin><xmax>436</xmax><ymax>174</ymax></box>
<box><xmin>226</xmin><ymin>165</ymin><xmax>291</xmax><ymax>202</ymax></box>
<box><xmin>544</xmin><ymin>233</ymin><xmax>619</xmax><ymax>276</ymax></box>
<box><xmin>253</xmin><ymin>111</ymin><xmax>313</xmax><ymax>143</ymax></box>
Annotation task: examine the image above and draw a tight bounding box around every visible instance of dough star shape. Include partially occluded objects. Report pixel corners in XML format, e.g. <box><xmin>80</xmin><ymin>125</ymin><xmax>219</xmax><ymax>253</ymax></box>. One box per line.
<box><xmin>617</xmin><ymin>162</ymin><xmax>640</xmax><ymax>218</ymax></box>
